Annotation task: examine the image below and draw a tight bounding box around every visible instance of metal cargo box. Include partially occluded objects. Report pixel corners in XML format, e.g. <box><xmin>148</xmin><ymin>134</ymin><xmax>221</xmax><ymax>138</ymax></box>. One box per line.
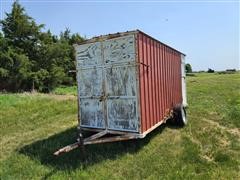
<box><xmin>54</xmin><ymin>30</ymin><xmax>187</xmax><ymax>155</ymax></box>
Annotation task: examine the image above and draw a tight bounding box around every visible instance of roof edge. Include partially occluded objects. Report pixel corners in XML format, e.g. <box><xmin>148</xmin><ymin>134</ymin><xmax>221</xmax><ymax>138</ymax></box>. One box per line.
<box><xmin>73</xmin><ymin>30</ymin><xmax>138</xmax><ymax>47</ymax></box>
<box><xmin>74</xmin><ymin>29</ymin><xmax>186</xmax><ymax>56</ymax></box>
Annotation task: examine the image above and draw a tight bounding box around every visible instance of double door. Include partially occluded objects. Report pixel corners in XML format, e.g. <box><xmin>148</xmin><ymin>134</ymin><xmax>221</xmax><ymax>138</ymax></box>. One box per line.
<box><xmin>75</xmin><ymin>35</ymin><xmax>139</xmax><ymax>132</ymax></box>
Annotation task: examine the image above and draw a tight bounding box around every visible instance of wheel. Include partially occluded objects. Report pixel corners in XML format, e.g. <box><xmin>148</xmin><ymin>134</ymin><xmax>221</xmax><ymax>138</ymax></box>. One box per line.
<box><xmin>173</xmin><ymin>104</ymin><xmax>187</xmax><ymax>126</ymax></box>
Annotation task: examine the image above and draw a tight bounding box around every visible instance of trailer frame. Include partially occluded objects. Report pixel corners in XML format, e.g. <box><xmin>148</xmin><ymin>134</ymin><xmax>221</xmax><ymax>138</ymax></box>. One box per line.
<box><xmin>53</xmin><ymin>111</ymin><xmax>173</xmax><ymax>156</ymax></box>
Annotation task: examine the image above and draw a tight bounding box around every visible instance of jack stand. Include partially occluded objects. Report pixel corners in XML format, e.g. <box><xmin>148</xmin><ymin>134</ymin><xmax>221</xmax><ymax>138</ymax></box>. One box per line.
<box><xmin>77</xmin><ymin>126</ymin><xmax>85</xmax><ymax>157</ymax></box>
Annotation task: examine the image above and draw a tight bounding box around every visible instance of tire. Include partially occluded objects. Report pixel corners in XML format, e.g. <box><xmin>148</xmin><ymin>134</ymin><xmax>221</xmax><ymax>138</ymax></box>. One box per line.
<box><xmin>173</xmin><ymin>104</ymin><xmax>187</xmax><ymax>126</ymax></box>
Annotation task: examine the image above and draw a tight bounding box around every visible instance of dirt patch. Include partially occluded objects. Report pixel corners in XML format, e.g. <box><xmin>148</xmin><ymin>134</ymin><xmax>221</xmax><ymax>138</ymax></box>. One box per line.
<box><xmin>218</xmin><ymin>137</ymin><xmax>230</xmax><ymax>147</ymax></box>
<box><xmin>202</xmin><ymin>118</ymin><xmax>240</xmax><ymax>137</ymax></box>
<box><xmin>184</xmin><ymin>134</ymin><xmax>214</xmax><ymax>162</ymax></box>
<box><xmin>202</xmin><ymin>154</ymin><xmax>214</xmax><ymax>162</ymax></box>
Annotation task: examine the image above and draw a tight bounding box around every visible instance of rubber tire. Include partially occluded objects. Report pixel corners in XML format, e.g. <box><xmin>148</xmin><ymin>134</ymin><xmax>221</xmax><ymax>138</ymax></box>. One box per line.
<box><xmin>173</xmin><ymin>104</ymin><xmax>187</xmax><ymax>126</ymax></box>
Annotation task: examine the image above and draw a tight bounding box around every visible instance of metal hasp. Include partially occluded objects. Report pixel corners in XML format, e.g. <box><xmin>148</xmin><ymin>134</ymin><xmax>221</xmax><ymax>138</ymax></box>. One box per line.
<box><xmin>54</xmin><ymin>30</ymin><xmax>186</xmax><ymax>156</ymax></box>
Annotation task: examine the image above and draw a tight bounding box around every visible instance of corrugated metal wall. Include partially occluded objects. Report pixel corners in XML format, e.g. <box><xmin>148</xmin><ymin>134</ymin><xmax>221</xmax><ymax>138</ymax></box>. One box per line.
<box><xmin>137</xmin><ymin>32</ymin><xmax>182</xmax><ymax>133</ymax></box>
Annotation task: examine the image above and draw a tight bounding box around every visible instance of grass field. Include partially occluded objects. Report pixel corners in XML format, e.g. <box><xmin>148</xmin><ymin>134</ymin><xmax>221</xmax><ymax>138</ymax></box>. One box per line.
<box><xmin>0</xmin><ymin>73</ymin><xmax>239</xmax><ymax>179</ymax></box>
<box><xmin>52</xmin><ymin>86</ymin><xmax>78</xmax><ymax>96</ymax></box>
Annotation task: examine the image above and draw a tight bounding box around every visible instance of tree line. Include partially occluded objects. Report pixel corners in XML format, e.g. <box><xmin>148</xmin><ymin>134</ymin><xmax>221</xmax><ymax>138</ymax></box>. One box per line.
<box><xmin>0</xmin><ymin>1</ymin><xmax>84</xmax><ymax>92</ymax></box>
<box><xmin>1</xmin><ymin>1</ymin><xmax>196</xmax><ymax>92</ymax></box>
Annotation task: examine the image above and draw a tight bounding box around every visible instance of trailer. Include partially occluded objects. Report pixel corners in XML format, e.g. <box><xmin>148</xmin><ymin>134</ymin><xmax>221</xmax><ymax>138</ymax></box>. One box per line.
<box><xmin>54</xmin><ymin>30</ymin><xmax>187</xmax><ymax>155</ymax></box>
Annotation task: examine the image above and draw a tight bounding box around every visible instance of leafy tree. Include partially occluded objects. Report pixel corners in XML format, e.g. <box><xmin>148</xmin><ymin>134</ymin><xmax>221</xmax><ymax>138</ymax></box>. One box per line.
<box><xmin>0</xmin><ymin>31</ymin><xmax>31</xmax><ymax>90</ymax></box>
<box><xmin>0</xmin><ymin>32</ymin><xmax>9</xmax><ymax>79</ymax></box>
<box><xmin>185</xmin><ymin>63</ymin><xmax>192</xmax><ymax>73</ymax></box>
<box><xmin>0</xmin><ymin>46</ymin><xmax>31</xmax><ymax>90</ymax></box>
<box><xmin>70</xmin><ymin>33</ymin><xmax>85</xmax><ymax>45</ymax></box>
<box><xmin>0</xmin><ymin>1</ymin><xmax>42</xmax><ymax>91</ymax></box>
<box><xmin>1</xmin><ymin>1</ymin><xmax>44</xmax><ymax>59</ymax></box>
<box><xmin>0</xmin><ymin>1</ymin><xmax>85</xmax><ymax>92</ymax></box>
<box><xmin>59</xmin><ymin>28</ymin><xmax>85</xmax><ymax>84</ymax></box>
<box><xmin>207</xmin><ymin>68</ymin><xmax>215</xmax><ymax>73</ymax></box>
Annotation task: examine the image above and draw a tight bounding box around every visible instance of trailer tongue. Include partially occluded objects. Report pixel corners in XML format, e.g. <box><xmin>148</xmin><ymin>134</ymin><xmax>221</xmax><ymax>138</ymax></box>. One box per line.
<box><xmin>54</xmin><ymin>130</ymin><xmax>143</xmax><ymax>156</ymax></box>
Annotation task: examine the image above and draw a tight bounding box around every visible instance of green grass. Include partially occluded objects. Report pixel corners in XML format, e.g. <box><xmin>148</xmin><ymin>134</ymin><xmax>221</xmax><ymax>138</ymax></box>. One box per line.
<box><xmin>0</xmin><ymin>73</ymin><xmax>239</xmax><ymax>179</ymax></box>
<box><xmin>52</xmin><ymin>86</ymin><xmax>78</xmax><ymax>96</ymax></box>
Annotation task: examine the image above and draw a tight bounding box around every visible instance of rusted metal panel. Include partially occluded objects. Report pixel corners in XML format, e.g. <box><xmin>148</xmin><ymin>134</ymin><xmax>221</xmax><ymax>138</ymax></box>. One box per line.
<box><xmin>137</xmin><ymin>31</ymin><xmax>183</xmax><ymax>134</ymax></box>
<box><xmin>134</xmin><ymin>34</ymin><xmax>142</xmax><ymax>133</ymax></box>
<box><xmin>107</xmin><ymin>98</ymin><xmax>137</xmax><ymax>131</ymax></box>
<box><xmin>138</xmin><ymin>33</ymin><xmax>146</xmax><ymax>132</ymax></box>
<box><xmin>75</xmin><ymin>42</ymin><xmax>102</xmax><ymax>67</ymax></box>
<box><xmin>103</xmin><ymin>35</ymin><xmax>135</xmax><ymax>64</ymax></box>
<box><xmin>106</xmin><ymin>65</ymin><xmax>138</xmax><ymax>131</ymax></box>
<box><xmin>103</xmin><ymin>35</ymin><xmax>138</xmax><ymax>132</ymax></box>
<box><xmin>75</xmin><ymin>34</ymin><xmax>139</xmax><ymax>132</ymax></box>
<box><xmin>80</xmin><ymin>99</ymin><xmax>105</xmax><ymax>128</ymax></box>
<box><xmin>76</xmin><ymin>41</ymin><xmax>105</xmax><ymax>129</ymax></box>
<box><xmin>105</xmin><ymin>65</ymin><xmax>136</xmax><ymax>96</ymax></box>
<box><xmin>78</xmin><ymin>68</ymin><xmax>103</xmax><ymax>97</ymax></box>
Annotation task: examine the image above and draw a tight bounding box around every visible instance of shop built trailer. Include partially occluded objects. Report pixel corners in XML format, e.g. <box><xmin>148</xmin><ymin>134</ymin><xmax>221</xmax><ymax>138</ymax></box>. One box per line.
<box><xmin>54</xmin><ymin>30</ymin><xmax>187</xmax><ymax>155</ymax></box>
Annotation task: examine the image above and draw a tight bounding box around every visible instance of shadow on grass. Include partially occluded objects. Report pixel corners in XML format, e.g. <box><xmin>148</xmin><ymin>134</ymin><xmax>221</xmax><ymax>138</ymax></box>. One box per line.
<box><xmin>19</xmin><ymin>121</ymin><xmax>180</xmax><ymax>171</ymax></box>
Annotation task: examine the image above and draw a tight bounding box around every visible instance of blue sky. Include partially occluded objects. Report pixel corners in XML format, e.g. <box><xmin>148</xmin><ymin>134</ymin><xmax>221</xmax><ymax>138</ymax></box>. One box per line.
<box><xmin>1</xmin><ymin>0</ymin><xmax>239</xmax><ymax>71</ymax></box>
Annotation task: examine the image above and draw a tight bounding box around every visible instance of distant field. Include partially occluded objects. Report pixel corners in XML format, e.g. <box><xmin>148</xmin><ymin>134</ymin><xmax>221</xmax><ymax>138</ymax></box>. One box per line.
<box><xmin>52</xmin><ymin>86</ymin><xmax>78</xmax><ymax>96</ymax></box>
<box><xmin>0</xmin><ymin>73</ymin><xmax>239</xmax><ymax>179</ymax></box>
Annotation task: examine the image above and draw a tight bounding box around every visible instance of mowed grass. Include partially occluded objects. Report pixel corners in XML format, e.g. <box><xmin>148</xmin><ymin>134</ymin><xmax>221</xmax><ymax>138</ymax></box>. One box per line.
<box><xmin>52</xmin><ymin>86</ymin><xmax>78</xmax><ymax>96</ymax></box>
<box><xmin>0</xmin><ymin>73</ymin><xmax>239</xmax><ymax>179</ymax></box>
